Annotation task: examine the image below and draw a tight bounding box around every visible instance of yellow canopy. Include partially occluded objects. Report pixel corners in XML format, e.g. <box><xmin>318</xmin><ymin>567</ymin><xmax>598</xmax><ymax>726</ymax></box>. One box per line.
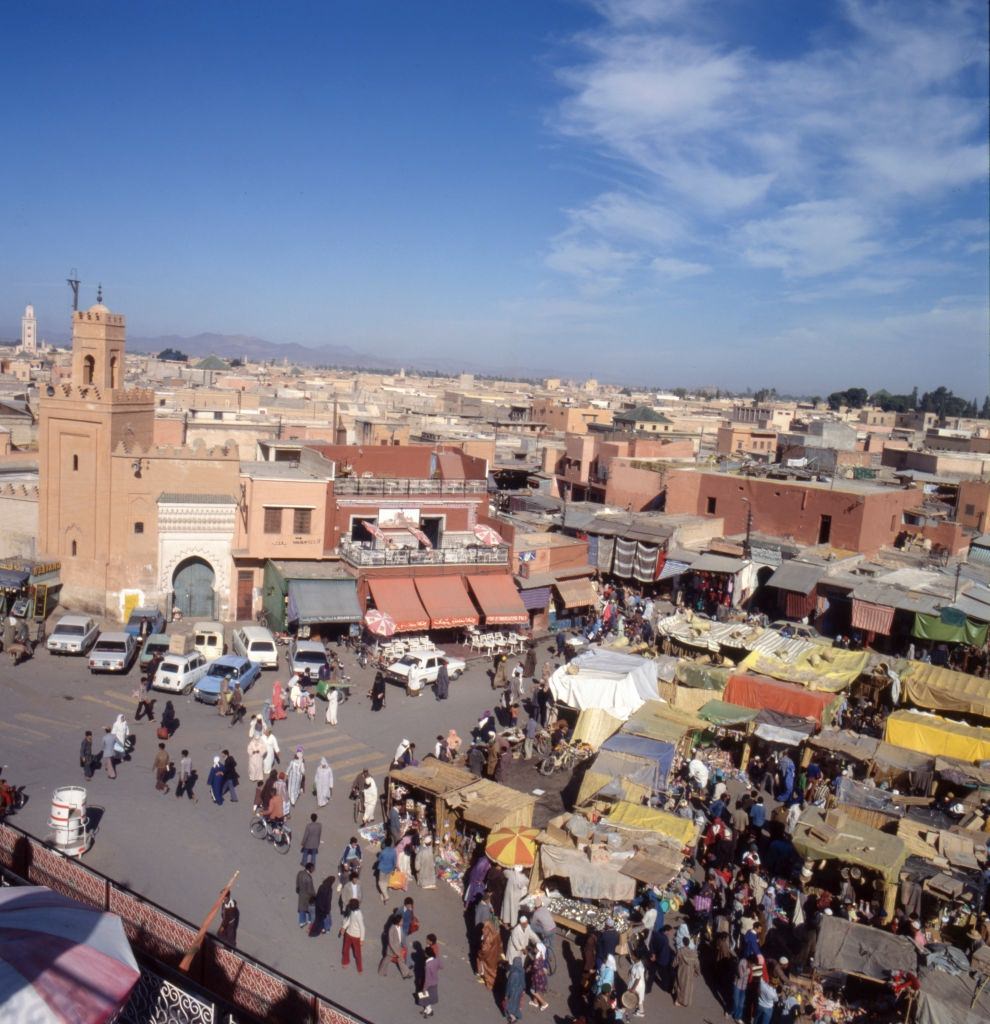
<box><xmin>606</xmin><ymin>800</ymin><xmax>697</xmax><ymax>846</ymax></box>
<box><xmin>739</xmin><ymin>646</ymin><xmax>869</xmax><ymax>692</ymax></box>
<box><xmin>884</xmin><ymin>709</ymin><xmax>990</xmax><ymax>764</ymax></box>
<box><xmin>623</xmin><ymin>700</ymin><xmax>705</xmax><ymax>743</ymax></box>
<box><xmin>893</xmin><ymin>660</ymin><xmax>990</xmax><ymax>719</ymax></box>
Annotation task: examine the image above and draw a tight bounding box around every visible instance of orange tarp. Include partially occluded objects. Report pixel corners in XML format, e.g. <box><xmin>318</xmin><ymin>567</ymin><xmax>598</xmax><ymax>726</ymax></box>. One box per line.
<box><xmin>367</xmin><ymin>578</ymin><xmax>430</xmax><ymax>633</ymax></box>
<box><xmin>466</xmin><ymin>574</ymin><xmax>529</xmax><ymax>626</ymax></box>
<box><xmin>723</xmin><ymin>674</ymin><xmax>836</xmax><ymax>727</ymax></box>
<box><xmin>414</xmin><ymin>576</ymin><xmax>479</xmax><ymax>629</ymax></box>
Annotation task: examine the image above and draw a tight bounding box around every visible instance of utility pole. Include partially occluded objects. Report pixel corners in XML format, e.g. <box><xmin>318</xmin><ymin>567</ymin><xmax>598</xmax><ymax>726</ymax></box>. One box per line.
<box><xmin>953</xmin><ymin>561</ymin><xmax>962</xmax><ymax>601</ymax></box>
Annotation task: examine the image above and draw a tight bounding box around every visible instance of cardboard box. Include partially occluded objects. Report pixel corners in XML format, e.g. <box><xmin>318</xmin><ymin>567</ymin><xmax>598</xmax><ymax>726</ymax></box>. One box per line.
<box><xmin>169</xmin><ymin>632</ymin><xmax>194</xmax><ymax>655</ymax></box>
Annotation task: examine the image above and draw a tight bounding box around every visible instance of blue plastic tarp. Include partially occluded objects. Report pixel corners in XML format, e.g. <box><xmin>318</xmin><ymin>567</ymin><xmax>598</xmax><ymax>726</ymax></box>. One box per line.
<box><xmin>601</xmin><ymin>733</ymin><xmax>675</xmax><ymax>780</ymax></box>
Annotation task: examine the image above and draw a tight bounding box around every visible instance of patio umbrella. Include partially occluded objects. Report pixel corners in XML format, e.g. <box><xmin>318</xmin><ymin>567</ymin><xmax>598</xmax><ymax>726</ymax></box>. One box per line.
<box><xmin>485</xmin><ymin>826</ymin><xmax>539</xmax><ymax>868</ymax></box>
<box><xmin>473</xmin><ymin>524</ymin><xmax>504</xmax><ymax>547</ymax></box>
<box><xmin>0</xmin><ymin>885</ymin><xmax>140</xmax><ymax>1024</ymax></box>
<box><xmin>364</xmin><ymin>608</ymin><xmax>397</xmax><ymax>637</ymax></box>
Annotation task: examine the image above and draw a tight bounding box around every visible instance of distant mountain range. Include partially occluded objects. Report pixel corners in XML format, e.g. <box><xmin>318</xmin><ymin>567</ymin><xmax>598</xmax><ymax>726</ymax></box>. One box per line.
<box><xmin>127</xmin><ymin>332</ymin><xmax>400</xmax><ymax>370</ymax></box>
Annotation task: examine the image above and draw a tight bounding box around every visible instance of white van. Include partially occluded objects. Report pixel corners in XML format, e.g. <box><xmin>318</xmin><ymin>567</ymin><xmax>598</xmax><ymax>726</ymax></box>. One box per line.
<box><xmin>193</xmin><ymin>621</ymin><xmax>225</xmax><ymax>661</ymax></box>
<box><xmin>231</xmin><ymin>625</ymin><xmax>279</xmax><ymax>670</ymax></box>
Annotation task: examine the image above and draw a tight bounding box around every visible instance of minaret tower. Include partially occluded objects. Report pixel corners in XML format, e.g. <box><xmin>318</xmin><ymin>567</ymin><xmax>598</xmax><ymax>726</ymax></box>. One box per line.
<box><xmin>20</xmin><ymin>304</ymin><xmax>37</xmax><ymax>353</ymax></box>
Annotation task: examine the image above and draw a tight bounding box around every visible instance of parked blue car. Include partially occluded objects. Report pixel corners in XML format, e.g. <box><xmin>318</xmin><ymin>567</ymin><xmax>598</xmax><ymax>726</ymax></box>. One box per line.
<box><xmin>193</xmin><ymin>655</ymin><xmax>261</xmax><ymax>705</ymax></box>
<box><xmin>124</xmin><ymin>607</ymin><xmax>167</xmax><ymax>638</ymax></box>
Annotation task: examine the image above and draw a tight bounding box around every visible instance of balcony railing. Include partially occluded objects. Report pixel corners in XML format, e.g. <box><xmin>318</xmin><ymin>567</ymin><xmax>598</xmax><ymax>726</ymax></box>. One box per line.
<box><xmin>333</xmin><ymin>477</ymin><xmax>487</xmax><ymax>496</ymax></box>
<box><xmin>340</xmin><ymin>538</ymin><xmax>509</xmax><ymax>567</ymax></box>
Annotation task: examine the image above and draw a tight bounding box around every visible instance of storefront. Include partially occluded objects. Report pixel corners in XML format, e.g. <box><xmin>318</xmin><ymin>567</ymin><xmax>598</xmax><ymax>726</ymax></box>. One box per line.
<box><xmin>0</xmin><ymin>558</ymin><xmax>61</xmax><ymax>619</ymax></box>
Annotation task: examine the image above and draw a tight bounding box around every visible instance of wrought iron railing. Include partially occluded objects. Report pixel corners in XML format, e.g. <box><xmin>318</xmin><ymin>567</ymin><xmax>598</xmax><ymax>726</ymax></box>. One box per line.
<box><xmin>339</xmin><ymin>539</ymin><xmax>509</xmax><ymax>567</ymax></box>
<box><xmin>333</xmin><ymin>477</ymin><xmax>487</xmax><ymax>496</ymax></box>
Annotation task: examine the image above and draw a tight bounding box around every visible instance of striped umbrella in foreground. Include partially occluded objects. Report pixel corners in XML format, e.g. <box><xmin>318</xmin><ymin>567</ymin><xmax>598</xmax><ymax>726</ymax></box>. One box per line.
<box><xmin>0</xmin><ymin>885</ymin><xmax>140</xmax><ymax>1023</ymax></box>
<box><xmin>485</xmin><ymin>826</ymin><xmax>540</xmax><ymax>868</ymax></box>
<box><xmin>364</xmin><ymin>609</ymin><xmax>397</xmax><ymax>637</ymax></box>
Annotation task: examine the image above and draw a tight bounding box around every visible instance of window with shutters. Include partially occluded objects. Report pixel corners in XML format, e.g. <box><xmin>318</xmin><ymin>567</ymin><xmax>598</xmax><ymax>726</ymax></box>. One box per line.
<box><xmin>263</xmin><ymin>507</ymin><xmax>282</xmax><ymax>534</ymax></box>
<box><xmin>293</xmin><ymin>508</ymin><xmax>312</xmax><ymax>535</ymax></box>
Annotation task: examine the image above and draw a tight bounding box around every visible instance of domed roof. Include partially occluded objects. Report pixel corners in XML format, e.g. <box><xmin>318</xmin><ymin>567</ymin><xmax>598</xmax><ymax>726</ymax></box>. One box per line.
<box><xmin>23</xmin><ymin>304</ymin><xmax>34</xmax><ymax>317</ymax></box>
<box><xmin>88</xmin><ymin>302</ymin><xmax>110</xmax><ymax>315</ymax></box>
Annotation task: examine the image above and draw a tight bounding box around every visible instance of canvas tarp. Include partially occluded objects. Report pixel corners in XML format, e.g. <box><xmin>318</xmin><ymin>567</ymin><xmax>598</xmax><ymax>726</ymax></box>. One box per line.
<box><xmin>604</xmin><ymin>801</ymin><xmax>696</xmax><ymax>846</ymax></box>
<box><xmin>834</xmin><ymin>776</ymin><xmax>904</xmax><ymax>817</ymax></box>
<box><xmin>738</xmin><ymin>646</ymin><xmax>869</xmax><ymax>692</ymax></box>
<box><xmin>621</xmin><ymin>700</ymin><xmax>705</xmax><ymax>745</ymax></box>
<box><xmin>934</xmin><ymin>756</ymin><xmax>990</xmax><ymax>789</ymax></box>
<box><xmin>698</xmin><ymin>700</ymin><xmax>759</xmax><ymax>728</ymax></box>
<box><xmin>912</xmin><ymin>612</ymin><xmax>988</xmax><ymax>647</ymax></box>
<box><xmin>549</xmin><ymin>650</ymin><xmax>659</xmax><ymax>721</ymax></box>
<box><xmin>571</xmin><ymin>707</ymin><xmax>623</xmax><ymax>751</ymax></box>
<box><xmin>791</xmin><ymin>808</ymin><xmax>908</xmax><ymax>884</ymax></box>
<box><xmin>916</xmin><ymin>966</ymin><xmax>990</xmax><ymax>1024</ymax></box>
<box><xmin>537</xmin><ymin>843</ymin><xmax>636</xmax><ymax>901</ymax></box>
<box><xmin>892</xmin><ymin>660</ymin><xmax>990</xmax><ymax>719</ymax></box>
<box><xmin>674</xmin><ymin>662</ymin><xmax>734</xmax><ymax>690</ymax></box>
<box><xmin>809</xmin><ymin>729</ymin><xmax>880</xmax><ymax>764</ymax></box>
<box><xmin>723</xmin><ymin>674</ymin><xmax>837</xmax><ymax>727</ymax></box>
<box><xmin>815</xmin><ymin>916</ymin><xmax>917</xmax><ymax>980</ymax></box>
<box><xmin>884</xmin><ymin>710</ymin><xmax>990</xmax><ymax>764</ymax></box>
<box><xmin>601</xmin><ymin>733</ymin><xmax>675</xmax><ymax>783</ymax></box>
<box><xmin>619</xmin><ymin>850</ymin><xmax>685</xmax><ymax>887</ymax></box>
<box><xmin>576</xmin><ymin>750</ymin><xmax>659</xmax><ymax>806</ymax></box>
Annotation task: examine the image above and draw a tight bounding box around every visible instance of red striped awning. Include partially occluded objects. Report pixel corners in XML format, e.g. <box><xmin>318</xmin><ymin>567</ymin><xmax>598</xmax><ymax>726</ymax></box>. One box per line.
<box><xmin>851</xmin><ymin>599</ymin><xmax>895</xmax><ymax>636</ymax></box>
<box><xmin>786</xmin><ymin>589</ymin><xmax>818</xmax><ymax>620</ymax></box>
<box><xmin>367</xmin><ymin>578</ymin><xmax>431</xmax><ymax>633</ymax></box>
<box><xmin>466</xmin><ymin>574</ymin><xmax>528</xmax><ymax>625</ymax></box>
<box><xmin>414</xmin><ymin>576</ymin><xmax>479</xmax><ymax>629</ymax></box>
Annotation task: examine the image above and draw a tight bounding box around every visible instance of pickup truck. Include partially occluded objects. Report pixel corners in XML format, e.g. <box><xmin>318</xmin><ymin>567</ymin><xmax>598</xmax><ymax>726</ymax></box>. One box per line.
<box><xmin>385</xmin><ymin>649</ymin><xmax>465</xmax><ymax>694</ymax></box>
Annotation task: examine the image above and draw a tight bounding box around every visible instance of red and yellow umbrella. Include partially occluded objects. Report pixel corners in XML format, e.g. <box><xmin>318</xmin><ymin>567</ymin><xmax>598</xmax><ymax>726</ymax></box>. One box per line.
<box><xmin>485</xmin><ymin>826</ymin><xmax>539</xmax><ymax>868</ymax></box>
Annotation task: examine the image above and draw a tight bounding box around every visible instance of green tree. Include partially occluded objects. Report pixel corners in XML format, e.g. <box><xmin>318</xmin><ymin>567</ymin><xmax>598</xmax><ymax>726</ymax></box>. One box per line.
<box><xmin>158</xmin><ymin>347</ymin><xmax>188</xmax><ymax>362</ymax></box>
<box><xmin>827</xmin><ymin>387</ymin><xmax>867</xmax><ymax>410</ymax></box>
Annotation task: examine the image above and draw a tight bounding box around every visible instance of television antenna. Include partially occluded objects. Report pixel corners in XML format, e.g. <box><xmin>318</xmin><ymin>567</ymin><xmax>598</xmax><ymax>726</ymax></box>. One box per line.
<box><xmin>66</xmin><ymin>269</ymin><xmax>80</xmax><ymax>311</ymax></box>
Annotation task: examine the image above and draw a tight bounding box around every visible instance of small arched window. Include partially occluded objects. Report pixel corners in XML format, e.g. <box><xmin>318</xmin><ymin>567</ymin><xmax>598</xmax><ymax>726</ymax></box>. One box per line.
<box><xmin>82</xmin><ymin>355</ymin><xmax>95</xmax><ymax>385</ymax></box>
<box><xmin>72</xmin><ymin>454</ymin><xmax>79</xmax><ymax>471</ymax></box>
<box><xmin>71</xmin><ymin>540</ymin><xmax>77</xmax><ymax>557</ymax></box>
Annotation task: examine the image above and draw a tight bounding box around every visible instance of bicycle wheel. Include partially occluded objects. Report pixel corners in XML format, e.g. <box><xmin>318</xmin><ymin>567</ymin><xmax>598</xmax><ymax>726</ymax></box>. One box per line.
<box><xmin>274</xmin><ymin>830</ymin><xmax>292</xmax><ymax>855</ymax></box>
<box><xmin>534</xmin><ymin>734</ymin><xmax>550</xmax><ymax>758</ymax></box>
<box><xmin>249</xmin><ymin>818</ymin><xmax>268</xmax><ymax>839</ymax></box>
<box><xmin>545</xmin><ymin>947</ymin><xmax>557</xmax><ymax>977</ymax></box>
<box><xmin>537</xmin><ymin>756</ymin><xmax>556</xmax><ymax>777</ymax></box>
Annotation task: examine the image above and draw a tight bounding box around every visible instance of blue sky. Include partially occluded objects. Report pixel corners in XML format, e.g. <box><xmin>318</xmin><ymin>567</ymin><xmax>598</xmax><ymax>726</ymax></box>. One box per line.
<box><xmin>1</xmin><ymin>0</ymin><xmax>987</xmax><ymax>393</ymax></box>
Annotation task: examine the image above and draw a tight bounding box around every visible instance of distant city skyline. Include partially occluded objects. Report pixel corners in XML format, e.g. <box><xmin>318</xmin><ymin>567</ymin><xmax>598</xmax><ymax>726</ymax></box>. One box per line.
<box><xmin>1</xmin><ymin>1</ymin><xmax>986</xmax><ymax>393</ymax></box>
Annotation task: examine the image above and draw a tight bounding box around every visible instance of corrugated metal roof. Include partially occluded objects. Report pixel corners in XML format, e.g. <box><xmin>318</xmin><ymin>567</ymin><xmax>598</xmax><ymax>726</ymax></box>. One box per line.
<box><xmin>691</xmin><ymin>553</ymin><xmax>747</xmax><ymax>574</ymax></box>
<box><xmin>766</xmin><ymin>561</ymin><xmax>826</xmax><ymax>595</ymax></box>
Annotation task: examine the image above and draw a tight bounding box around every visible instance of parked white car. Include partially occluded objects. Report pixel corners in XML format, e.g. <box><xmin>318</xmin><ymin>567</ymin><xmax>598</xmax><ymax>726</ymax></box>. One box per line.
<box><xmin>88</xmin><ymin>632</ymin><xmax>139</xmax><ymax>674</ymax></box>
<box><xmin>46</xmin><ymin>614</ymin><xmax>99</xmax><ymax>655</ymax></box>
<box><xmin>152</xmin><ymin>652</ymin><xmax>209</xmax><ymax>695</ymax></box>
<box><xmin>287</xmin><ymin>640</ymin><xmax>330</xmax><ymax>681</ymax></box>
<box><xmin>385</xmin><ymin>649</ymin><xmax>465</xmax><ymax>693</ymax></box>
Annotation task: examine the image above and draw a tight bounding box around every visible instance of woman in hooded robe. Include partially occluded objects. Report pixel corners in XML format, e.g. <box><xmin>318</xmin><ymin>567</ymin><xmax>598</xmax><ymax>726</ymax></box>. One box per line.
<box><xmin>361</xmin><ymin>775</ymin><xmax>379</xmax><ymax>824</ymax></box>
<box><xmin>160</xmin><ymin>701</ymin><xmax>177</xmax><ymax>737</ymax></box>
<box><xmin>270</xmin><ymin>680</ymin><xmax>287</xmax><ymax>721</ymax></box>
<box><xmin>286</xmin><ymin>748</ymin><xmax>305</xmax><ymax>808</ymax></box>
<box><xmin>416</xmin><ymin>834</ymin><xmax>437</xmax><ymax>889</ymax></box>
<box><xmin>464</xmin><ymin>854</ymin><xmax>491</xmax><ymax>907</ymax></box>
<box><xmin>476</xmin><ymin>914</ymin><xmax>503</xmax><ymax>990</ymax></box>
<box><xmin>370</xmin><ymin>673</ymin><xmax>387</xmax><ymax>712</ymax></box>
<box><xmin>256</xmin><ymin>768</ymin><xmax>277</xmax><ymax>813</ymax></box>
<box><xmin>674</xmin><ymin>935</ymin><xmax>701</xmax><ymax>1007</ymax></box>
<box><xmin>315</xmin><ymin>757</ymin><xmax>334</xmax><ymax>806</ymax></box>
<box><xmin>247</xmin><ymin>732</ymin><xmax>266</xmax><ymax>784</ymax></box>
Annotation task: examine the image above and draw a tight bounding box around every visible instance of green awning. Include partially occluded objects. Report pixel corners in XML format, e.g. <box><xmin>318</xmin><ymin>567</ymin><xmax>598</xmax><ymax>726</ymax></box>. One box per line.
<box><xmin>287</xmin><ymin>578</ymin><xmax>361</xmax><ymax>624</ymax></box>
<box><xmin>674</xmin><ymin>662</ymin><xmax>733</xmax><ymax>690</ymax></box>
<box><xmin>698</xmin><ymin>700</ymin><xmax>759</xmax><ymax>728</ymax></box>
<box><xmin>912</xmin><ymin>612</ymin><xmax>988</xmax><ymax>646</ymax></box>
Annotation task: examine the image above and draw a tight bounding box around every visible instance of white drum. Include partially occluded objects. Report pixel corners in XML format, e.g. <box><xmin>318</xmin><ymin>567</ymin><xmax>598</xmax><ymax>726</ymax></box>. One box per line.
<box><xmin>48</xmin><ymin>785</ymin><xmax>90</xmax><ymax>857</ymax></box>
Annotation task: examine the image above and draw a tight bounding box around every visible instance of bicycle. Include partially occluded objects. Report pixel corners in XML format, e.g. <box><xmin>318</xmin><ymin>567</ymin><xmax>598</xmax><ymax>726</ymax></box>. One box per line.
<box><xmin>249</xmin><ymin>815</ymin><xmax>292</xmax><ymax>854</ymax></box>
<box><xmin>538</xmin><ymin>741</ymin><xmax>592</xmax><ymax>777</ymax></box>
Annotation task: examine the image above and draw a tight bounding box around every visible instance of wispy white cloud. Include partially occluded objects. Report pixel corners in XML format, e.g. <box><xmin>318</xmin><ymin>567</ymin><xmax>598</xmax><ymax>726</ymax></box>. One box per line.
<box><xmin>651</xmin><ymin>257</ymin><xmax>710</xmax><ymax>279</ymax></box>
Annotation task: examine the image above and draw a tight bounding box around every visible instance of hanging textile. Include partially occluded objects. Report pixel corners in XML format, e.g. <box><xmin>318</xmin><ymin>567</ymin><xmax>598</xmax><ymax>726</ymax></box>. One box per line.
<box><xmin>586</xmin><ymin>535</ymin><xmax>599</xmax><ymax>567</ymax></box>
<box><xmin>597</xmin><ymin>536</ymin><xmax>614</xmax><ymax>575</ymax></box>
<box><xmin>613</xmin><ymin>538</ymin><xmax>636</xmax><ymax>579</ymax></box>
<box><xmin>851</xmin><ymin>599</ymin><xmax>895</xmax><ymax>636</ymax></box>
<box><xmin>786</xmin><ymin>589</ymin><xmax>817</xmax><ymax>619</ymax></box>
<box><xmin>633</xmin><ymin>543</ymin><xmax>659</xmax><ymax>583</ymax></box>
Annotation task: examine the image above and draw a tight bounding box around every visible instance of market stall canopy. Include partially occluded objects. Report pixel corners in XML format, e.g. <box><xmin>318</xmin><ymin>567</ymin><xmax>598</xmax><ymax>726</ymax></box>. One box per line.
<box><xmin>537</xmin><ymin>844</ymin><xmax>636</xmax><ymax>901</ymax></box>
<box><xmin>414</xmin><ymin>576</ymin><xmax>479</xmax><ymax>629</ymax></box>
<box><xmin>934</xmin><ymin>756</ymin><xmax>990</xmax><ymax>789</ymax></box>
<box><xmin>766</xmin><ymin>561</ymin><xmax>827</xmax><ymax>595</ymax></box>
<box><xmin>554</xmin><ymin>577</ymin><xmax>598</xmax><ymax>609</ymax></box>
<box><xmin>752</xmin><ymin>708</ymin><xmax>815</xmax><ymax>746</ymax></box>
<box><xmin>884</xmin><ymin>709</ymin><xmax>990</xmax><ymax>763</ymax></box>
<box><xmin>916</xmin><ymin>965</ymin><xmax>990</xmax><ymax>1024</ymax></box>
<box><xmin>0</xmin><ymin>885</ymin><xmax>140</xmax><ymax>1024</ymax></box>
<box><xmin>619</xmin><ymin>849</ymin><xmax>686</xmax><ymax>888</ymax></box>
<box><xmin>621</xmin><ymin>700</ymin><xmax>705</xmax><ymax>743</ymax></box>
<box><xmin>287</xmin><ymin>578</ymin><xmax>361</xmax><ymax>624</ymax></box>
<box><xmin>605</xmin><ymin>800</ymin><xmax>696</xmax><ymax>847</ymax></box>
<box><xmin>367</xmin><ymin>578</ymin><xmax>431</xmax><ymax>633</ymax></box>
<box><xmin>912</xmin><ymin>611</ymin><xmax>988</xmax><ymax>647</ymax></box>
<box><xmin>447</xmin><ymin>779</ymin><xmax>539</xmax><ymax>831</ymax></box>
<box><xmin>571</xmin><ymin>707</ymin><xmax>623</xmax><ymax>751</ymax></box>
<box><xmin>698</xmin><ymin>700</ymin><xmax>759</xmax><ymax>728</ymax></box>
<box><xmin>808</xmin><ymin>729</ymin><xmax>880</xmax><ymax>763</ymax></box>
<box><xmin>389</xmin><ymin>761</ymin><xmax>477</xmax><ymax>796</ymax></box>
<box><xmin>600</xmin><ymin>733</ymin><xmax>675</xmax><ymax>784</ymax></box>
<box><xmin>723</xmin><ymin>673</ymin><xmax>837</xmax><ymax>727</ymax></box>
<box><xmin>690</xmin><ymin>553</ymin><xmax>747</xmax><ymax>574</ymax></box>
<box><xmin>0</xmin><ymin>568</ymin><xmax>29</xmax><ymax>590</ymax></box>
<box><xmin>815</xmin><ymin>915</ymin><xmax>917</xmax><ymax>980</ymax></box>
<box><xmin>834</xmin><ymin>776</ymin><xmax>904</xmax><ymax>817</ymax></box>
<box><xmin>674</xmin><ymin>661</ymin><xmax>732</xmax><ymax>691</ymax></box>
<box><xmin>890</xmin><ymin>659</ymin><xmax>990</xmax><ymax>719</ymax></box>
<box><xmin>738</xmin><ymin>645</ymin><xmax>869</xmax><ymax>692</ymax></box>
<box><xmin>792</xmin><ymin>807</ymin><xmax>908</xmax><ymax>884</ymax></box>
<box><xmin>465</xmin><ymin>574</ymin><xmax>528</xmax><ymax>625</ymax></box>
<box><xmin>576</xmin><ymin>747</ymin><xmax>666</xmax><ymax>807</ymax></box>
<box><xmin>549</xmin><ymin>650</ymin><xmax>659</xmax><ymax>721</ymax></box>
